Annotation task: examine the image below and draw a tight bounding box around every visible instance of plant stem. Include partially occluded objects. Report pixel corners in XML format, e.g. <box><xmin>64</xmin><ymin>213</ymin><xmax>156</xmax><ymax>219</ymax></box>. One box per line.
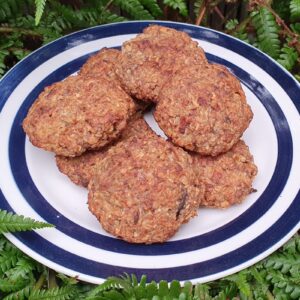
<box><xmin>33</xmin><ymin>272</ymin><xmax>46</xmax><ymax>290</ymax></box>
<box><xmin>0</xmin><ymin>27</ymin><xmax>41</xmax><ymax>37</ymax></box>
<box><xmin>195</xmin><ymin>0</ymin><xmax>208</xmax><ymax>26</ymax></box>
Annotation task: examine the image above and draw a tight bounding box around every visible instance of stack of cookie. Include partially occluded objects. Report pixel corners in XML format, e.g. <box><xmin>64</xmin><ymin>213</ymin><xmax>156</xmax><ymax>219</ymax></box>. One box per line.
<box><xmin>23</xmin><ymin>25</ymin><xmax>257</xmax><ymax>244</ymax></box>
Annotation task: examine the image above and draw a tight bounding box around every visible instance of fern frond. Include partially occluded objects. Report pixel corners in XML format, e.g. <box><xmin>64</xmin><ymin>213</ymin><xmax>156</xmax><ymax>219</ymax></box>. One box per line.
<box><xmin>0</xmin><ymin>0</ymin><xmax>24</xmax><ymax>22</ymax></box>
<box><xmin>272</xmin><ymin>0</ymin><xmax>290</xmax><ymax>20</ymax></box>
<box><xmin>3</xmin><ymin>285</ymin><xmax>33</xmax><ymax>300</ymax></box>
<box><xmin>251</xmin><ymin>8</ymin><xmax>281</xmax><ymax>59</ymax></box>
<box><xmin>264</xmin><ymin>251</ymin><xmax>300</xmax><ymax>274</ymax></box>
<box><xmin>5</xmin><ymin>257</ymin><xmax>37</xmax><ymax>281</ymax></box>
<box><xmin>0</xmin><ymin>246</ymin><xmax>22</xmax><ymax>274</ymax></box>
<box><xmin>114</xmin><ymin>0</ymin><xmax>154</xmax><ymax>20</ymax></box>
<box><xmin>282</xmin><ymin>233</ymin><xmax>300</xmax><ymax>254</ymax></box>
<box><xmin>35</xmin><ymin>0</ymin><xmax>47</xmax><ymax>25</ymax></box>
<box><xmin>28</xmin><ymin>285</ymin><xmax>78</xmax><ymax>300</ymax></box>
<box><xmin>0</xmin><ymin>277</ymin><xmax>29</xmax><ymax>292</ymax></box>
<box><xmin>225</xmin><ymin>271</ymin><xmax>251</xmax><ymax>297</ymax></box>
<box><xmin>193</xmin><ymin>283</ymin><xmax>211</xmax><ymax>299</ymax></box>
<box><xmin>163</xmin><ymin>0</ymin><xmax>188</xmax><ymax>17</ymax></box>
<box><xmin>0</xmin><ymin>210</ymin><xmax>54</xmax><ymax>233</ymax></box>
<box><xmin>290</xmin><ymin>0</ymin><xmax>300</xmax><ymax>22</ymax></box>
<box><xmin>266</xmin><ymin>270</ymin><xmax>300</xmax><ymax>299</ymax></box>
<box><xmin>139</xmin><ymin>0</ymin><xmax>162</xmax><ymax>17</ymax></box>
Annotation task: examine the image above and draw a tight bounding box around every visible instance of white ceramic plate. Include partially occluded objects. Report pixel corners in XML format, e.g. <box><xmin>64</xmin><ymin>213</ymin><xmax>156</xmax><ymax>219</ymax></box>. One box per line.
<box><xmin>0</xmin><ymin>21</ymin><xmax>299</xmax><ymax>284</ymax></box>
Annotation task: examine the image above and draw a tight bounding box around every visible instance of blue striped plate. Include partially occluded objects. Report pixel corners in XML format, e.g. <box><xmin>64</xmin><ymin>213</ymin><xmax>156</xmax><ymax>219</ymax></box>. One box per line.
<box><xmin>0</xmin><ymin>21</ymin><xmax>299</xmax><ymax>284</ymax></box>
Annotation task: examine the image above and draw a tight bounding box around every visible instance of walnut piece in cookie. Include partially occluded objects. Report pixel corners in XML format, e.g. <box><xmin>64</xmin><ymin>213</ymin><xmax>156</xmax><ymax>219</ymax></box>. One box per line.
<box><xmin>192</xmin><ymin>140</ymin><xmax>257</xmax><ymax>208</ymax></box>
<box><xmin>56</xmin><ymin>116</ymin><xmax>152</xmax><ymax>187</ymax></box>
<box><xmin>116</xmin><ymin>25</ymin><xmax>207</xmax><ymax>103</ymax></box>
<box><xmin>155</xmin><ymin>63</ymin><xmax>253</xmax><ymax>156</ymax></box>
<box><xmin>23</xmin><ymin>74</ymin><xmax>135</xmax><ymax>157</ymax></box>
<box><xmin>88</xmin><ymin>132</ymin><xmax>204</xmax><ymax>244</ymax></box>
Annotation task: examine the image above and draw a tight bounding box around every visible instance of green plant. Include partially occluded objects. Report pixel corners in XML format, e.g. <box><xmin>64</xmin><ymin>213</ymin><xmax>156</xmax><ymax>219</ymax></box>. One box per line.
<box><xmin>225</xmin><ymin>0</ymin><xmax>300</xmax><ymax>75</ymax></box>
<box><xmin>0</xmin><ymin>231</ymin><xmax>298</xmax><ymax>299</ymax></box>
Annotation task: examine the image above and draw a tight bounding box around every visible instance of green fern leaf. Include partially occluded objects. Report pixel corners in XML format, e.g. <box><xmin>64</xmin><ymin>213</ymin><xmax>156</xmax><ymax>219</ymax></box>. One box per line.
<box><xmin>114</xmin><ymin>0</ymin><xmax>154</xmax><ymax>20</ymax></box>
<box><xmin>282</xmin><ymin>234</ymin><xmax>300</xmax><ymax>254</ymax></box>
<box><xmin>194</xmin><ymin>283</ymin><xmax>211</xmax><ymax>299</ymax></box>
<box><xmin>139</xmin><ymin>0</ymin><xmax>162</xmax><ymax>17</ymax></box>
<box><xmin>251</xmin><ymin>8</ymin><xmax>281</xmax><ymax>59</ymax></box>
<box><xmin>225</xmin><ymin>271</ymin><xmax>251</xmax><ymax>297</ymax></box>
<box><xmin>264</xmin><ymin>251</ymin><xmax>300</xmax><ymax>274</ymax></box>
<box><xmin>145</xmin><ymin>281</ymin><xmax>158</xmax><ymax>298</ymax></box>
<box><xmin>35</xmin><ymin>0</ymin><xmax>47</xmax><ymax>25</ymax></box>
<box><xmin>225</xmin><ymin>19</ymin><xmax>239</xmax><ymax>30</ymax></box>
<box><xmin>163</xmin><ymin>0</ymin><xmax>188</xmax><ymax>17</ymax></box>
<box><xmin>0</xmin><ymin>246</ymin><xmax>23</xmax><ymax>275</ymax></box>
<box><xmin>0</xmin><ymin>210</ymin><xmax>54</xmax><ymax>233</ymax></box>
<box><xmin>0</xmin><ymin>0</ymin><xmax>24</xmax><ymax>22</ymax></box>
<box><xmin>3</xmin><ymin>285</ymin><xmax>33</xmax><ymax>300</ymax></box>
<box><xmin>290</xmin><ymin>0</ymin><xmax>300</xmax><ymax>22</ymax></box>
<box><xmin>5</xmin><ymin>257</ymin><xmax>37</xmax><ymax>281</ymax></box>
<box><xmin>0</xmin><ymin>277</ymin><xmax>29</xmax><ymax>292</ymax></box>
<box><xmin>28</xmin><ymin>285</ymin><xmax>78</xmax><ymax>300</ymax></box>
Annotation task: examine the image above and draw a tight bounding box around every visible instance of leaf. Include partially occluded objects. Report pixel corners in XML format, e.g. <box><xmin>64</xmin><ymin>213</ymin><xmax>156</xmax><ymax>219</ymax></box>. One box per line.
<box><xmin>0</xmin><ymin>246</ymin><xmax>23</xmax><ymax>275</ymax></box>
<box><xmin>225</xmin><ymin>19</ymin><xmax>239</xmax><ymax>31</ymax></box>
<box><xmin>114</xmin><ymin>0</ymin><xmax>154</xmax><ymax>20</ymax></box>
<box><xmin>193</xmin><ymin>283</ymin><xmax>211</xmax><ymax>299</ymax></box>
<box><xmin>251</xmin><ymin>8</ymin><xmax>281</xmax><ymax>59</ymax></box>
<box><xmin>139</xmin><ymin>0</ymin><xmax>162</xmax><ymax>17</ymax></box>
<box><xmin>35</xmin><ymin>0</ymin><xmax>47</xmax><ymax>25</ymax></box>
<box><xmin>28</xmin><ymin>285</ymin><xmax>78</xmax><ymax>300</ymax></box>
<box><xmin>163</xmin><ymin>0</ymin><xmax>188</xmax><ymax>17</ymax></box>
<box><xmin>3</xmin><ymin>285</ymin><xmax>33</xmax><ymax>300</ymax></box>
<box><xmin>264</xmin><ymin>250</ymin><xmax>300</xmax><ymax>274</ymax></box>
<box><xmin>290</xmin><ymin>0</ymin><xmax>300</xmax><ymax>22</ymax></box>
<box><xmin>0</xmin><ymin>210</ymin><xmax>54</xmax><ymax>233</ymax></box>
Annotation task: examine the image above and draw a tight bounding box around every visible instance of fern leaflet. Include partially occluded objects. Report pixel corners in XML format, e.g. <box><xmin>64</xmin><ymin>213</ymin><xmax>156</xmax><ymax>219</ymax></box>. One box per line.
<box><xmin>0</xmin><ymin>277</ymin><xmax>29</xmax><ymax>292</ymax></box>
<box><xmin>3</xmin><ymin>285</ymin><xmax>33</xmax><ymax>300</ymax></box>
<box><xmin>35</xmin><ymin>0</ymin><xmax>47</xmax><ymax>25</ymax></box>
<box><xmin>163</xmin><ymin>0</ymin><xmax>188</xmax><ymax>17</ymax></box>
<box><xmin>0</xmin><ymin>210</ymin><xmax>54</xmax><ymax>233</ymax></box>
<box><xmin>290</xmin><ymin>0</ymin><xmax>300</xmax><ymax>22</ymax></box>
<box><xmin>28</xmin><ymin>285</ymin><xmax>78</xmax><ymax>300</ymax></box>
<box><xmin>114</xmin><ymin>0</ymin><xmax>154</xmax><ymax>20</ymax></box>
<box><xmin>251</xmin><ymin>8</ymin><xmax>281</xmax><ymax>59</ymax></box>
<box><xmin>139</xmin><ymin>0</ymin><xmax>162</xmax><ymax>17</ymax></box>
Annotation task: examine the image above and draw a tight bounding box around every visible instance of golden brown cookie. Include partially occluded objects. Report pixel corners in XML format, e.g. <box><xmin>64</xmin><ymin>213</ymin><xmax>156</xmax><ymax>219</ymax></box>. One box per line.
<box><xmin>56</xmin><ymin>116</ymin><xmax>152</xmax><ymax>187</ymax></box>
<box><xmin>79</xmin><ymin>48</ymin><xmax>120</xmax><ymax>81</ymax></box>
<box><xmin>192</xmin><ymin>140</ymin><xmax>257</xmax><ymax>208</ymax></box>
<box><xmin>23</xmin><ymin>74</ymin><xmax>135</xmax><ymax>157</ymax></box>
<box><xmin>88</xmin><ymin>132</ymin><xmax>204</xmax><ymax>244</ymax></box>
<box><xmin>116</xmin><ymin>25</ymin><xmax>207</xmax><ymax>102</ymax></box>
<box><xmin>155</xmin><ymin>63</ymin><xmax>253</xmax><ymax>156</ymax></box>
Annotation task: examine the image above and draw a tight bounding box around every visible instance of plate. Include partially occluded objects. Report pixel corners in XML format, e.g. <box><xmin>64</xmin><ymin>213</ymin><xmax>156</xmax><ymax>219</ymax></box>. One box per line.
<box><xmin>0</xmin><ymin>21</ymin><xmax>299</xmax><ymax>284</ymax></box>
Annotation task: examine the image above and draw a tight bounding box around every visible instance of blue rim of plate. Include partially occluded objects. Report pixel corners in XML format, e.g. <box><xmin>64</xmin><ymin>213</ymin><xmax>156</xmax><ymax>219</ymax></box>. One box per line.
<box><xmin>0</xmin><ymin>21</ymin><xmax>299</xmax><ymax>282</ymax></box>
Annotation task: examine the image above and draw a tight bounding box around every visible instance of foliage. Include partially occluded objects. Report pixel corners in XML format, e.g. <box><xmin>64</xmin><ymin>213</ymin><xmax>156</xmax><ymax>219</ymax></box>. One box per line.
<box><xmin>0</xmin><ymin>210</ymin><xmax>54</xmax><ymax>233</ymax></box>
<box><xmin>0</xmin><ymin>224</ymin><xmax>298</xmax><ymax>299</ymax></box>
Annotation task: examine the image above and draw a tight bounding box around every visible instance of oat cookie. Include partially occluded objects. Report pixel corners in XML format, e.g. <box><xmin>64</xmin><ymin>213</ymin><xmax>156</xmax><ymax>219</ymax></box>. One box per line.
<box><xmin>116</xmin><ymin>25</ymin><xmax>207</xmax><ymax>102</ymax></box>
<box><xmin>23</xmin><ymin>74</ymin><xmax>135</xmax><ymax>157</ymax></box>
<box><xmin>155</xmin><ymin>63</ymin><xmax>253</xmax><ymax>156</ymax></box>
<box><xmin>88</xmin><ymin>132</ymin><xmax>204</xmax><ymax>243</ymax></box>
<box><xmin>56</xmin><ymin>116</ymin><xmax>152</xmax><ymax>187</ymax></box>
<box><xmin>193</xmin><ymin>140</ymin><xmax>257</xmax><ymax>208</ymax></box>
